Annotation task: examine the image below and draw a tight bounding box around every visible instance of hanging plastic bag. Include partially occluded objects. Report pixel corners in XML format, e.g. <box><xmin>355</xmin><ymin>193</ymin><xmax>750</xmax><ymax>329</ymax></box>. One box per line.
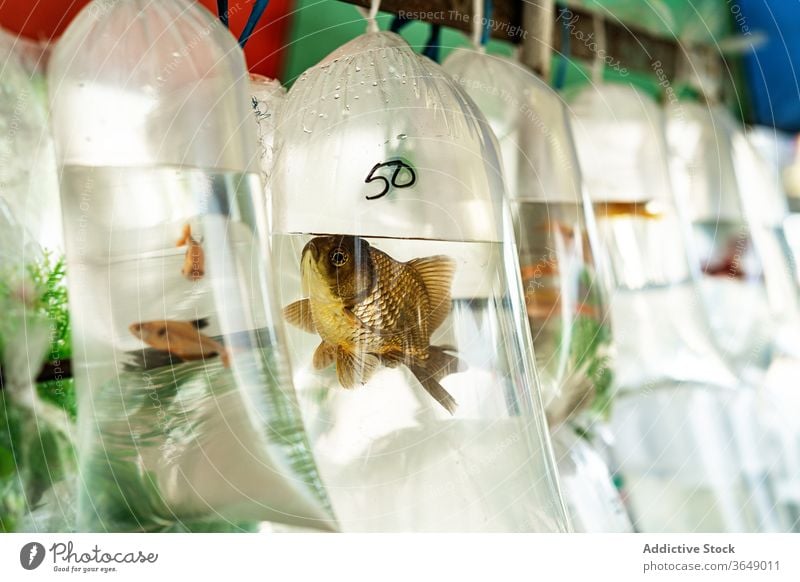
<box><xmin>270</xmin><ymin>21</ymin><xmax>569</xmax><ymax>531</ymax></box>
<box><xmin>667</xmin><ymin>102</ymin><xmax>777</xmax><ymax>380</ymax></box>
<box><xmin>0</xmin><ymin>200</ymin><xmax>76</xmax><ymax>532</ymax></box>
<box><xmin>444</xmin><ymin>48</ymin><xmax>614</xmax><ymax>428</ymax></box>
<box><xmin>443</xmin><ymin>47</ymin><xmax>628</xmax><ymax>532</ymax></box>
<box><xmin>668</xmin><ymin>101</ymin><xmax>800</xmax><ymax>531</ymax></box>
<box><xmin>570</xmin><ymin>82</ymin><xmax>783</xmax><ymax>532</ymax></box>
<box><xmin>0</xmin><ymin>28</ymin><xmax>63</xmax><ymax>254</ymax></box>
<box><xmin>48</xmin><ymin>0</ymin><xmax>334</xmax><ymax>532</ymax></box>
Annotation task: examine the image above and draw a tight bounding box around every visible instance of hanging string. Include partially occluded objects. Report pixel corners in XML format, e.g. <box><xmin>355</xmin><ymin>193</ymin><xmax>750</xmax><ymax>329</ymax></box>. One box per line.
<box><xmin>554</xmin><ymin>2</ymin><xmax>571</xmax><ymax>90</ymax></box>
<box><xmin>591</xmin><ymin>12</ymin><xmax>606</xmax><ymax>85</ymax></box>
<box><xmin>471</xmin><ymin>0</ymin><xmax>484</xmax><ymax>49</ymax></box>
<box><xmin>365</xmin><ymin>0</ymin><xmax>381</xmax><ymax>33</ymax></box>
<box><xmin>422</xmin><ymin>24</ymin><xmax>443</xmax><ymax>62</ymax></box>
<box><xmin>239</xmin><ymin>0</ymin><xmax>271</xmax><ymax>48</ymax></box>
<box><xmin>217</xmin><ymin>0</ymin><xmax>229</xmax><ymax>28</ymax></box>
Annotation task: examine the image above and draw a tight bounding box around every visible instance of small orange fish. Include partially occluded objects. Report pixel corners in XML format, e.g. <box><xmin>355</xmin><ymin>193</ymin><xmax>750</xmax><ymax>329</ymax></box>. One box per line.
<box><xmin>593</xmin><ymin>201</ymin><xmax>662</xmax><ymax>220</ymax></box>
<box><xmin>177</xmin><ymin>224</ymin><xmax>204</xmax><ymax>281</ymax></box>
<box><xmin>525</xmin><ymin>288</ymin><xmax>599</xmax><ymax>320</ymax></box>
<box><xmin>129</xmin><ymin>318</ymin><xmax>229</xmax><ymax>367</ymax></box>
<box><xmin>520</xmin><ymin>261</ymin><xmax>559</xmax><ymax>280</ymax></box>
<box><xmin>283</xmin><ymin>235</ymin><xmax>462</xmax><ymax>414</ymax></box>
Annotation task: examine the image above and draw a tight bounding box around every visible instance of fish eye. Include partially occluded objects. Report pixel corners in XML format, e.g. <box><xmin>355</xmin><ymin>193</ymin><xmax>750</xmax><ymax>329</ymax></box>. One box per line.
<box><xmin>157</xmin><ymin>328</ymin><xmax>167</xmax><ymax>337</ymax></box>
<box><xmin>330</xmin><ymin>249</ymin><xmax>349</xmax><ymax>267</ymax></box>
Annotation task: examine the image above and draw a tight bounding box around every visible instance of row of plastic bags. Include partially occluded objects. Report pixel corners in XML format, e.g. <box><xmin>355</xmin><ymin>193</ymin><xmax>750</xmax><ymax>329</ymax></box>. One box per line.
<box><xmin>1</xmin><ymin>0</ymin><xmax>797</xmax><ymax>533</ymax></box>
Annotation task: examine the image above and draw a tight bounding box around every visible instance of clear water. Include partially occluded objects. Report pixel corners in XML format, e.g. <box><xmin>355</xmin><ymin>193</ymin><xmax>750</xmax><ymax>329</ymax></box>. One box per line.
<box><xmin>59</xmin><ymin>165</ymin><xmax>331</xmax><ymax>531</ymax></box>
<box><xmin>511</xmin><ymin>200</ymin><xmax>614</xmax><ymax>425</ymax></box>
<box><xmin>594</xmin><ymin>201</ymin><xmax>781</xmax><ymax>532</ymax></box>
<box><xmin>693</xmin><ymin>219</ymin><xmax>773</xmax><ymax>370</ymax></box>
<box><xmin>272</xmin><ymin>233</ymin><xmax>568</xmax><ymax>532</ymax></box>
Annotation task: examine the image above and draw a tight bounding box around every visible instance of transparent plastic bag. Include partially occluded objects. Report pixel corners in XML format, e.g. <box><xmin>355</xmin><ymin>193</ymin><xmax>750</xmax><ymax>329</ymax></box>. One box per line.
<box><xmin>251</xmin><ymin>74</ymin><xmax>286</xmax><ymax>220</ymax></box>
<box><xmin>0</xmin><ymin>200</ymin><xmax>75</xmax><ymax>532</ymax></box>
<box><xmin>667</xmin><ymin>102</ymin><xmax>778</xmax><ymax>379</ymax></box>
<box><xmin>444</xmin><ymin>48</ymin><xmax>614</xmax><ymax>427</ymax></box>
<box><xmin>48</xmin><ymin>0</ymin><xmax>334</xmax><ymax>532</ymax></box>
<box><xmin>549</xmin><ymin>426</ymin><xmax>632</xmax><ymax>532</ymax></box>
<box><xmin>443</xmin><ymin>49</ymin><xmax>625</xmax><ymax>532</ymax></box>
<box><xmin>570</xmin><ymin>83</ymin><xmax>783</xmax><ymax>532</ymax></box>
<box><xmin>270</xmin><ymin>31</ymin><xmax>569</xmax><ymax>532</ymax></box>
<box><xmin>668</xmin><ymin>103</ymin><xmax>800</xmax><ymax>531</ymax></box>
<box><xmin>0</xmin><ymin>28</ymin><xmax>63</xmax><ymax>253</ymax></box>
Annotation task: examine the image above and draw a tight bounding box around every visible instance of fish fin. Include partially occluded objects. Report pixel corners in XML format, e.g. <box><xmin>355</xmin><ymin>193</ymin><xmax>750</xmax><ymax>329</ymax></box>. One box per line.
<box><xmin>190</xmin><ymin>318</ymin><xmax>210</xmax><ymax>330</ymax></box>
<box><xmin>312</xmin><ymin>342</ymin><xmax>336</xmax><ymax>370</ymax></box>
<box><xmin>409</xmin><ymin>366</ymin><xmax>458</xmax><ymax>414</ymax></box>
<box><xmin>177</xmin><ymin>224</ymin><xmax>192</xmax><ymax>247</ymax></box>
<box><xmin>220</xmin><ymin>349</ymin><xmax>231</xmax><ymax>368</ymax></box>
<box><xmin>408</xmin><ymin>345</ymin><xmax>463</xmax><ymax>415</ymax></box>
<box><xmin>336</xmin><ymin>348</ymin><xmax>379</xmax><ymax>389</ymax></box>
<box><xmin>407</xmin><ymin>255</ymin><xmax>456</xmax><ymax>333</ymax></box>
<box><xmin>283</xmin><ymin>299</ymin><xmax>316</xmax><ymax>333</ymax></box>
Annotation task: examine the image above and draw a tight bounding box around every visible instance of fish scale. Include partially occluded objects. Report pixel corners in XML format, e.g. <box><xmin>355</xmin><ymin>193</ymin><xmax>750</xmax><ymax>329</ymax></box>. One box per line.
<box><xmin>351</xmin><ymin>249</ymin><xmax>432</xmax><ymax>358</ymax></box>
<box><xmin>284</xmin><ymin>235</ymin><xmax>460</xmax><ymax>412</ymax></box>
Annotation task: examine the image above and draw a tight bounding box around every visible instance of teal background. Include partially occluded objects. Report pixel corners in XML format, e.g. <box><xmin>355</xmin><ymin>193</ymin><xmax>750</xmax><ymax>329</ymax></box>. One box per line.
<box><xmin>282</xmin><ymin>1</ymin><xmax>736</xmax><ymax>102</ymax></box>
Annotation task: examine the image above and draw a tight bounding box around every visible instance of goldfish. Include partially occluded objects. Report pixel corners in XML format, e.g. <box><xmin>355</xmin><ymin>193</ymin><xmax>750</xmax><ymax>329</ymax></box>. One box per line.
<box><xmin>177</xmin><ymin>223</ymin><xmax>204</xmax><ymax>281</ymax></box>
<box><xmin>525</xmin><ymin>287</ymin><xmax>600</xmax><ymax>320</ymax></box>
<box><xmin>283</xmin><ymin>235</ymin><xmax>462</xmax><ymax>414</ymax></box>
<box><xmin>593</xmin><ymin>201</ymin><xmax>663</xmax><ymax>220</ymax></box>
<box><xmin>129</xmin><ymin>318</ymin><xmax>229</xmax><ymax>367</ymax></box>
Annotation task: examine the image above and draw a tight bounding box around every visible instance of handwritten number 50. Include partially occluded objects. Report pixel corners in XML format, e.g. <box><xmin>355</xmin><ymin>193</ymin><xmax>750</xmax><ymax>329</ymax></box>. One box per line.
<box><xmin>364</xmin><ymin>160</ymin><xmax>417</xmax><ymax>200</ymax></box>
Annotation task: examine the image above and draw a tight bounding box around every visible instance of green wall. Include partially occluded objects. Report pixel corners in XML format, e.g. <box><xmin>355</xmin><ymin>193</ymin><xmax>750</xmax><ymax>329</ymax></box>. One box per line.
<box><xmin>283</xmin><ymin>0</ymin><xmax>733</xmax><ymax>101</ymax></box>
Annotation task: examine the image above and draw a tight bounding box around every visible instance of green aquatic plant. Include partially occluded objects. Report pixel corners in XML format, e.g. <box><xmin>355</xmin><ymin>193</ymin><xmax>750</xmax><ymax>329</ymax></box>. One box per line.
<box><xmin>568</xmin><ymin>314</ymin><xmax>614</xmax><ymax>418</ymax></box>
<box><xmin>26</xmin><ymin>252</ymin><xmax>76</xmax><ymax>419</ymax></box>
<box><xmin>0</xmin><ymin>250</ymin><xmax>76</xmax><ymax>531</ymax></box>
<box><xmin>81</xmin><ymin>348</ymin><xmax>332</xmax><ymax>532</ymax></box>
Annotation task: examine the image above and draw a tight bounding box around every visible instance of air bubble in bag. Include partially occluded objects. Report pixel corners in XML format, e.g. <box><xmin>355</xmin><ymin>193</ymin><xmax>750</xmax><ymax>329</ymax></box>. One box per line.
<box><xmin>570</xmin><ymin>83</ymin><xmax>782</xmax><ymax>532</ymax></box>
<box><xmin>443</xmin><ymin>48</ymin><xmax>630</xmax><ymax>532</ymax></box>
<box><xmin>270</xmin><ymin>31</ymin><xmax>569</xmax><ymax>532</ymax></box>
<box><xmin>667</xmin><ymin>102</ymin><xmax>800</xmax><ymax>530</ymax></box>
<box><xmin>48</xmin><ymin>0</ymin><xmax>334</xmax><ymax>532</ymax></box>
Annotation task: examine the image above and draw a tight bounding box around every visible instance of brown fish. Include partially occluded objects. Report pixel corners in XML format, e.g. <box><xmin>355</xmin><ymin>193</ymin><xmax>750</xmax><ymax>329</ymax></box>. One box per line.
<box><xmin>283</xmin><ymin>235</ymin><xmax>461</xmax><ymax>414</ymax></box>
<box><xmin>129</xmin><ymin>318</ymin><xmax>229</xmax><ymax>367</ymax></box>
<box><xmin>177</xmin><ymin>223</ymin><xmax>204</xmax><ymax>281</ymax></box>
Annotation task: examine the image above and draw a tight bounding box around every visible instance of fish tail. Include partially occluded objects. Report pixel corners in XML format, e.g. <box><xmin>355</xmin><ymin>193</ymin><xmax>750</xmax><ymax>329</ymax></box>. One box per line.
<box><xmin>409</xmin><ymin>346</ymin><xmax>463</xmax><ymax>415</ymax></box>
<box><xmin>177</xmin><ymin>223</ymin><xmax>192</xmax><ymax>247</ymax></box>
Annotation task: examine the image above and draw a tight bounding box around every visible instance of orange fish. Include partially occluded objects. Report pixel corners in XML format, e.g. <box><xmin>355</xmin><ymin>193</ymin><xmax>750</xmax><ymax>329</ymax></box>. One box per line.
<box><xmin>593</xmin><ymin>201</ymin><xmax>662</xmax><ymax>220</ymax></box>
<box><xmin>520</xmin><ymin>261</ymin><xmax>559</xmax><ymax>280</ymax></box>
<box><xmin>525</xmin><ymin>288</ymin><xmax>599</xmax><ymax>320</ymax></box>
<box><xmin>177</xmin><ymin>224</ymin><xmax>204</xmax><ymax>281</ymax></box>
<box><xmin>129</xmin><ymin>318</ymin><xmax>229</xmax><ymax>367</ymax></box>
